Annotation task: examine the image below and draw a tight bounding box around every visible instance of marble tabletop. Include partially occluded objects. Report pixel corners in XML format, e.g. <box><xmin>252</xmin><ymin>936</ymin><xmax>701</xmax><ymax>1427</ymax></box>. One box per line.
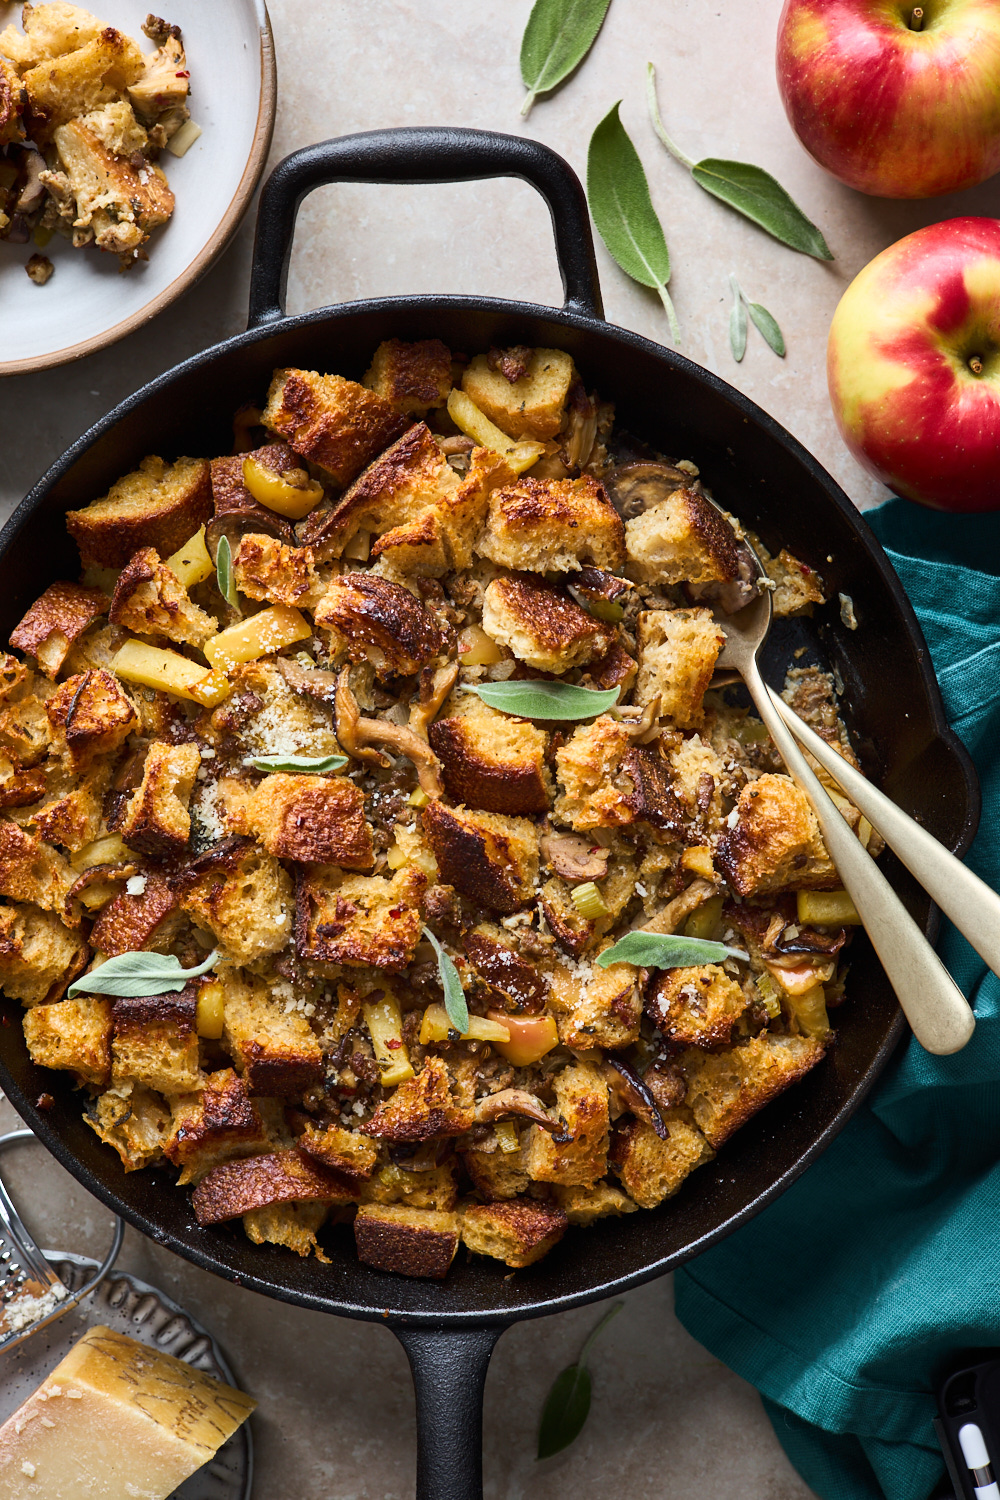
<box><xmin>1</xmin><ymin>0</ymin><xmax>978</xmax><ymax>1493</ymax></box>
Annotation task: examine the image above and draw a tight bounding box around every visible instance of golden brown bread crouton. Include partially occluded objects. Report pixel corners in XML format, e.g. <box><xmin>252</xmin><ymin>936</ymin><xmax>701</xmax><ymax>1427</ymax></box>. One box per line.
<box><xmin>482</xmin><ymin>574</ymin><xmax>614</xmax><ymax>675</ymax></box>
<box><xmin>635</xmin><ymin>608</ymin><xmax>724</xmax><ymax>728</ymax></box>
<box><xmin>23</xmin><ymin>27</ymin><xmax>144</xmax><ymax>141</ymax></box>
<box><xmin>537</xmin><ymin>875</ymin><xmax>594</xmax><ymax>957</ymax></box>
<box><xmin>86</xmin><ymin>1080</ymin><xmax>170</xmax><ymax>1170</ymax></box>
<box><xmin>624</xmin><ymin>488</ymin><xmax>743</xmax><ymax>586</ymax></box>
<box><xmin>52</xmin><ymin>111</ymin><xmax>174</xmax><ymax>256</ymax></box>
<box><xmin>262</xmin><ymin>368</ymin><xmax>410</xmax><ymax>487</ymax></box>
<box><xmin>297</xmin><ymin>1121</ymin><xmax>379</xmax><ymax>1182</ymax></box>
<box><xmin>359</xmin><ymin>1161</ymin><xmax>459</xmax><ymax>1212</ymax></box>
<box><xmin>314</xmin><ymin>572</ymin><xmax>445</xmax><ymax>680</ymax></box>
<box><xmin>462</xmin><ymin>1141</ymin><xmax>531</xmax><ymax>1200</ymax></box>
<box><xmin>421</xmin><ymin>800</ymin><xmax>539</xmax><ymax>915</ymax></box>
<box><xmin>232</xmin><ymin>534</ymin><xmax>324</xmax><ymax>610</ymax></box>
<box><xmin>0</xmin><ymin>682</ymin><xmax>54</xmax><ymax>769</ymax></box>
<box><xmin>45</xmin><ymin>668</ymin><xmax>137</xmax><ymax>768</ymax></box>
<box><xmin>1</xmin><ymin>4</ymin><xmax>104</xmax><ymax>71</ymax></box>
<box><xmin>0</xmin><ymin>54</ymin><xmax>22</xmax><ymax>145</ymax></box>
<box><xmin>192</xmin><ymin>1148</ymin><xmax>356</xmax><ymax>1226</ymax></box>
<box><xmin>547</xmin><ymin>954</ymin><xmax>640</xmax><ymax>1050</ymax></box>
<box><xmin>476</xmin><ymin>475</ymin><xmax>625</xmax><ymax>574</ymax></box>
<box><xmin>679</xmin><ymin>1031</ymin><xmax>827</xmax><ymax>1147</ymax></box>
<box><xmin>221</xmin><ymin>971</ymin><xmax>324</xmax><ymax>1097</ymax></box>
<box><xmin>525</xmin><ymin>1061</ymin><xmax>609</xmax><ymax>1187</ymax></box>
<box><xmin>366</xmin><ymin>1055</ymin><xmax>474</xmax><ymax>1142</ymax></box>
<box><xmin>0</xmin><ymin>753</ymin><xmax>47</xmax><ymax>810</ymax></box>
<box><xmin>669</xmin><ymin>735</ymin><xmax>725</xmax><ymax>830</ymax></box>
<box><xmin>295</xmin><ymin>864</ymin><xmax>426</xmax><ymax>970</ymax></box>
<box><xmin>235</xmin><ymin>773</ymin><xmax>374</xmax><ymax>869</ymax></box>
<box><xmin>462</xmin><ymin>348</ymin><xmax>575</xmax><ymax>441</ymax></box>
<box><xmin>715</xmin><ymin>773</ymin><xmax>837</xmax><ymax>897</ymax></box>
<box><xmin>372</xmin><ymin>446</ymin><xmax>515</xmax><ymax>579</ymax></box>
<box><xmin>180</xmin><ymin>841</ymin><xmax>294</xmax><ymax>963</ymax></box>
<box><xmin>113</xmin><ymin>740</ymin><xmax>200</xmax><ymax>856</ymax></box>
<box><xmin>163</xmin><ymin>1068</ymin><xmax>273</xmax><ymax>1185</ymax></box>
<box><xmin>363</xmin><ymin>338</ymin><xmax>452</xmax><ymax>415</ymax></box>
<box><xmin>0</xmin><ymin>821</ymin><xmax>74</xmax><ymax>911</ymax></box>
<box><xmin>109</xmin><ymin>547</ymin><xmax>215</xmax><ymax>646</ymax></box>
<box><xmin>552</xmin><ymin>716</ymin><xmax>634</xmax><ymax>832</ymax></box>
<box><xmin>646</xmin><ymin>964</ymin><xmax>748</xmax><ymax>1048</ymax></box>
<box><xmin>354</xmin><ymin>1204</ymin><xmax>460</xmax><ymax>1279</ymax></box>
<box><xmin>464</xmin><ymin>923</ymin><xmax>549</xmax><ymax>1009</ymax></box>
<box><xmin>31</xmin><ymin>758</ymin><xmax>110</xmax><ymax>851</ymax></box>
<box><xmin>301</xmin><ymin>423</ymin><xmax>453</xmax><ymax>558</ymax></box>
<box><xmin>0</xmin><ymin>901</ymin><xmax>87</xmax><ymax>1005</ymax></box>
<box><xmin>89</xmin><ymin>870</ymin><xmax>179</xmax><ymax>956</ymax></box>
<box><xmin>111</xmin><ymin>989</ymin><xmax>201</xmax><ymax>1095</ymax></box>
<box><xmin>610</xmin><ymin>1112</ymin><xmax>714</xmax><ymax>1208</ymax></box>
<box><xmin>553</xmin><ymin>1179</ymin><xmax>638</xmax><ymax>1226</ymax></box>
<box><xmin>461</xmin><ymin>1197</ymin><xmax>568</xmax><ymax>1268</ymax></box>
<box><xmin>23</xmin><ymin>995</ymin><xmax>111</xmax><ymax>1086</ymax></box>
<box><xmin>66</xmin><ymin>455</ymin><xmax>212</xmax><ymax>568</ymax></box>
<box><xmin>224</xmin><ymin>659</ymin><xmax>343</xmax><ymax>764</ymax></box>
<box><xmin>243</xmin><ymin>1202</ymin><xmax>331</xmax><ymax>1260</ymax></box>
<box><xmin>127</xmin><ymin>14</ymin><xmax>189</xmax><ymax>120</ymax></box>
<box><xmin>428</xmin><ymin>691</ymin><xmax>552</xmax><ymax>815</ymax></box>
<box><xmin>9</xmin><ymin>581</ymin><xmax>108</xmax><ymax>677</ymax></box>
<box><xmin>767</xmin><ymin>549</ymin><xmax>825</xmax><ymax>616</ymax></box>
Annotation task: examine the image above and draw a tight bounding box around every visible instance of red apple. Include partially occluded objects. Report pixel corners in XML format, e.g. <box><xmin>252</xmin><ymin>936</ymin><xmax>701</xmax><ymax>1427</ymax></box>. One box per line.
<box><xmin>828</xmin><ymin>216</ymin><xmax>1000</xmax><ymax>511</ymax></box>
<box><xmin>777</xmin><ymin>0</ymin><xmax>1000</xmax><ymax>198</ymax></box>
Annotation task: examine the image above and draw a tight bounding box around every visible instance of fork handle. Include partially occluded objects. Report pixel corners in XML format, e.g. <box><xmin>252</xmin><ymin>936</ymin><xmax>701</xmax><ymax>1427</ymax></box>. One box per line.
<box><xmin>770</xmin><ymin>689</ymin><xmax>1000</xmax><ymax>981</ymax></box>
<box><xmin>742</xmin><ymin>660</ymin><xmax>975</xmax><ymax>1055</ymax></box>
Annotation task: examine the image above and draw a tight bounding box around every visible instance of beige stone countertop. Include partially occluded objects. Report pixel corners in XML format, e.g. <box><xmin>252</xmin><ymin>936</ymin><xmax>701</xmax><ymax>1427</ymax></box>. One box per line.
<box><xmin>2</xmin><ymin>0</ymin><xmax>985</xmax><ymax>1494</ymax></box>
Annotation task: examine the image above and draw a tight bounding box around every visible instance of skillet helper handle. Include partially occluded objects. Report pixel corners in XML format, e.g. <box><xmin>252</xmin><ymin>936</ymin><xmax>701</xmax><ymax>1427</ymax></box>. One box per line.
<box><xmin>393</xmin><ymin>1324</ymin><xmax>504</xmax><ymax>1500</ymax></box>
<box><xmin>248</xmin><ymin>126</ymin><xmax>603</xmax><ymax>328</ymax></box>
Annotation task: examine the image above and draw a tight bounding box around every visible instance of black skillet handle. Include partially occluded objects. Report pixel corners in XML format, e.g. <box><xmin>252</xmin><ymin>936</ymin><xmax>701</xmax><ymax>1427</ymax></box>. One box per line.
<box><xmin>393</xmin><ymin>1324</ymin><xmax>505</xmax><ymax>1500</ymax></box>
<box><xmin>247</xmin><ymin>126</ymin><xmax>604</xmax><ymax>328</ymax></box>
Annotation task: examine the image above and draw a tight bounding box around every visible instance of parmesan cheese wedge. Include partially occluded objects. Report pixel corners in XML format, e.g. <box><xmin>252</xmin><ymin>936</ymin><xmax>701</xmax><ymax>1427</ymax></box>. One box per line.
<box><xmin>0</xmin><ymin>1324</ymin><xmax>255</xmax><ymax>1498</ymax></box>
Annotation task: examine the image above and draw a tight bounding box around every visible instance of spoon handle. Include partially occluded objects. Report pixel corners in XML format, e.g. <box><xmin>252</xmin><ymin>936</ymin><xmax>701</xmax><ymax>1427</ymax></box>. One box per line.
<box><xmin>770</xmin><ymin>688</ymin><xmax>1000</xmax><ymax>981</ymax></box>
<box><xmin>742</xmin><ymin>659</ymin><xmax>975</xmax><ymax>1055</ymax></box>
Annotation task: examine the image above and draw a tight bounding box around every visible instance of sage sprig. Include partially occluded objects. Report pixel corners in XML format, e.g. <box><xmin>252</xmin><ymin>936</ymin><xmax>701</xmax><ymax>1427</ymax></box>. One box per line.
<box><xmin>587</xmin><ymin>102</ymin><xmax>680</xmax><ymax>344</ymax></box>
<box><xmin>216</xmin><ymin>534</ymin><xmax>239</xmax><ymax>610</ymax></box>
<box><xmin>422</xmin><ymin>925</ymin><xmax>468</xmax><ymax>1034</ymax></box>
<box><xmin>520</xmin><ymin>0</ymin><xmax>612</xmax><ymax>119</ymax></box>
<box><xmin>470</xmin><ymin>680</ymin><xmax>619</xmax><ymax>720</ymax></box>
<box><xmin>595</xmin><ymin>932</ymin><xmax>748</xmax><ymax>969</ymax></box>
<box><xmin>646</xmin><ymin>64</ymin><xmax>833</xmax><ymax>262</ymax></box>
<box><xmin>68</xmin><ymin>949</ymin><xmax>222</xmax><ymax>998</ymax></box>
<box><xmin>537</xmin><ymin>1302</ymin><xmax>624</xmax><ymax>1460</ymax></box>
<box><xmin>252</xmin><ymin>754</ymin><xmax>348</xmax><ymax>775</ymax></box>
<box><xmin>729</xmin><ymin>275</ymin><xmax>785</xmax><ymax>361</ymax></box>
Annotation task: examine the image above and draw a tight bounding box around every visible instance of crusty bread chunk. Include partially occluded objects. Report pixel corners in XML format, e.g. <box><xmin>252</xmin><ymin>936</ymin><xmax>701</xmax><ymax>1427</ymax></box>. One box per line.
<box><xmin>715</xmin><ymin>772</ymin><xmax>837</xmax><ymax>897</ymax></box>
<box><xmin>181</xmin><ymin>842</ymin><xmax>294</xmax><ymax>964</ymax></box>
<box><xmin>635</xmin><ymin>608</ymin><xmax>724</xmax><ymax>728</ymax></box>
<box><xmin>232</xmin><ymin>534</ymin><xmax>324</xmax><ymax>610</ymax></box>
<box><xmin>52</xmin><ymin>107</ymin><xmax>173</xmax><ymax>255</ymax></box>
<box><xmin>164</xmin><ymin>1068</ymin><xmax>273</xmax><ymax>1185</ymax></box>
<box><xmin>86</xmin><ymin>1080</ymin><xmax>170</xmax><ymax>1171</ymax></box>
<box><xmin>553</xmin><ymin>715</ymin><xmax>634</xmax><ymax>832</ymax></box>
<box><xmin>354</xmin><ymin>1204</ymin><xmax>460</xmax><ymax>1279</ymax></box>
<box><xmin>297</xmin><ymin>1121</ymin><xmax>378</xmax><ymax>1182</ymax></box>
<box><xmin>482</xmin><ymin>573</ymin><xmax>614</xmax><ymax>675</ymax></box>
<box><xmin>127</xmin><ymin>15</ymin><xmax>189</xmax><ymax>121</ymax></box>
<box><xmin>0</xmin><ymin>819</ymin><xmax>74</xmax><ymax>911</ymax></box>
<box><xmin>113</xmin><ymin>740</ymin><xmax>200</xmax><ymax>856</ymax></box>
<box><xmin>553</xmin><ymin>1179</ymin><xmax>638</xmax><ymax>1226</ymax></box>
<box><xmin>314</xmin><ymin>571</ymin><xmax>444</xmax><ymax>679</ymax></box>
<box><xmin>0</xmin><ymin>5</ymin><xmax>104</xmax><ymax>71</ymax></box>
<box><xmin>0</xmin><ymin>54</ymin><xmax>23</xmax><ymax>146</ymax></box>
<box><xmin>372</xmin><ymin>446</ymin><xmax>514</xmax><ymax>579</ymax></box>
<box><xmin>428</xmin><ymin>690</ymin><xmax>552</xmax><ymax>815</ymax></box>
<box><xmin>31</xmin><ymin>758</ymin><xmax>109</xmax><ymax>851</ymax></box>
<box><xmin>221</xmin><ymin>971</ymin><xmax>324</xmax><ymax>1098</ymax></box>
<box><xmin>10</xmin><ymin>581</ymin><xmax>107</xmax><ymax>677</ymax></box>
<box><xmin>262</xmin><ymin>368</ymin><xmax>410</xmax><ymax>487</ymax></box>
<box><xmin>363</xmin><ymin>338</ymin><xmax>452</xmax><ymax>415</ymax></box>
<box><xmin>462</xmin><ymin>348</ymin><xmax>575</xmax><ymax>440</ymax></box>
<box><xmin>46</xmin><ymin>668</ymin><xmax>137</xmax><ymax>767</ymax></box>
<box><xmin>111</xmin><ymin>989</ymin><xmax>201</xmax><ymax>1095</ymax></box>
<box><xmin>359</xmin><ymin>1160</ymin><xmax>459</xmax><ymax>1212</ymax></box>
<box><xmin>0</xmin><ymin>900</ymin><xmax>87</xmax><ymax>1005</ymax></box>
<box><xmin>0</xmin><ymin>664</ymin><xmax>55</xmax><ymax>769</ymax></box>
<box><xmin>625</xmin><ymin>487</ymin><xmax>743</xmax><ymax>585</ymax></box>
<box><xmin>302</xmin><ymin>423</ymin><xmax>453</xmax><ymax>558</ymax></box>
<box><xmin>766</xmin><ymin>548</ymin><xmax>826</xmax><ymax>616</ymax></box>
<box><xmin>646</xmin><ymin>964</ymin><xmax>748</xmax><ymax>1049</ymax></box>
<box><xmin>476</xmin><ymin>475</ymin><xmax>625</xmax><ymax>574</ymax></box>
<box><xmin>23</xmin><ymin>28</ymin><xmax>144</xmax><ymax>141</ymax></box>
<box><xmin>366</xmin><ymin>1055</ymin><xmax>473</xmax><ymax>1143</ymax></box>
<box><xmin>222</xmin><ymin>658</ymin><xmax>343</xmax><ymax>764</ymax></box>
<box><xmin>234</xmin><ymin>773</ymin><xmax>374</xmax><ymax>868</ymax></box>
<box><xmin>669</xmin><ymin>735</ymin><xmax>726</xmax><ymax>830</ymax></box>
<box><xmin>109</xmin><ymin>546</ymin><xmax>215</xmax><ymax>646</ymax></box>
<box><xmin>192</xmin><ymin>1149</ymin><xmax>355</xmax><ymax>1226</ymax></box>
<box><xmin>421</xmin><ymin>800</ymin><xmax>539</xmax><ymax>915</ymax></box>
<box><xmin>66</xmin><ymin>455</ymin><xmax>212</xmax><ymax>568</ymax></box>
<box><xmin>547</xmin><ymin>952</ymin><xmax>640</xmax><ymax>1050</ymax></box>
<box><xmin>89</xmin><ymin>870</ymin><xmax>179</xmax><ymax>956</ymax></box>
<box><xmin>680</xmin><ymin>1031</ymin><xmax>827</xmax><ymax>1147</ymax></box>
<box><xmin>610</xmin><ymin>1112</ymin><xmax>714</xmax><ymax>1209</ymax></box>
<box><xmin>526</xmin><ymin>1062</ymin><xmax>609</xmax><ymax>1187</ymax></box>
<box><xmin>23</xmin><ymin>996</ymin><xmax>111</xmax><ymax>1086</ymax></box>
<box><xmin>462</xmin><ymin>1141</ymin><xmax>531</xmax><ymax>1201</ymax></box>
<box><xmin>243</xmin><ymin>1202</ymin><xmax>331</xmax><ymax>1260</ymax></box>
<box><xmin>295</xmin><ymin>864</ymin><xmax>426</xmax><ymax>970</ymax></box>
<box><xmin>461</xmin><ymin>1197</ymin><xmax>568</xmax><ymax>1268</ymax></box>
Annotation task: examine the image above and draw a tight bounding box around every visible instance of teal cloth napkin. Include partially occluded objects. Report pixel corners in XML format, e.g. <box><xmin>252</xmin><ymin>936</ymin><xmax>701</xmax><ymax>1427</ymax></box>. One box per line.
<box><xmin>674</xmin><ymin>497</ymin><xmax>1000</xmax><ymax>1500</ymax></box>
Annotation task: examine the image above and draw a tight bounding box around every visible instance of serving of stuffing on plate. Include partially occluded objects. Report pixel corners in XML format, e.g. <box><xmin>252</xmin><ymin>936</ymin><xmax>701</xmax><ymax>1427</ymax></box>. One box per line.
<box><xmin>0</xmin><ymin>338</ymin><xmax>879</xmax><ymax>1279</ymax></box>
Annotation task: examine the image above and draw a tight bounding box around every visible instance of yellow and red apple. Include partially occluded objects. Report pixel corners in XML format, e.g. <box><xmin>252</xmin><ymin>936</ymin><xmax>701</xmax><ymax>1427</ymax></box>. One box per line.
<box><xmin>777</xmin><ymin>0</ymin><xmax>1000</xmax><ymax>198</ymax></box>
<box><xmin>828</xmin><ymin>217</ymin><xmax>1000</xmax><ymax>511</ymax></box>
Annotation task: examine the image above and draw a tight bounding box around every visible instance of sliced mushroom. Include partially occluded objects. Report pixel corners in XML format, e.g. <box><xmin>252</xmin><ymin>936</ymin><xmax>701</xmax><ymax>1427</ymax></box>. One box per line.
<box><xmin>474</xmin><ymin>1088</ymin><xmax>563</xmax><ymax>1134</ymax></box>
<box><xmin>15</xmin><ymin>152</ymin><xmax>47</xmax><ymax>216</ymax></box>
<box><xmin>686</xmin><ymin>543</ymin><xmax>760</xmax><ymax>615</ymax></box>
<box><xmin>540</xmin><ymin>831</ymin><xmax>609</xmax><ymax>884</ymax></box>
<box><xmin>572</xmin><ymin>567</ymin><xmax>633</xmax><ymax>605</ymax></box>
<box><xmin>277</xmin><ymin>655</ymin><xmax>339</xmax><ymax>707</ymax></box>
<box><xmin>603</xmin><ymin>462</ymin><xmax>694</xmax><ymax>519</ymax></box>
<box><xmin>408</xmin><ymin>661</ymin><xmax>460</xmax><ymax>740</ymax></box>
<box><xmin>639</xmin><ymin>877</ymin><xmax>717</xmax><ymax>935</ymax></box>
<box><xmin>335</xmin><ymin>666</ymin><xmax>444</xmax><ymax>794</ymax></box>
<box><xmin>612</xmin><ymin>694</ymin><xmax>661</xmax><ymax>742</ymax></box>
<box><xmin>600</xmin><ymin>1057</ymin><xmax>668</xmax><ymax>1139</ymax></box>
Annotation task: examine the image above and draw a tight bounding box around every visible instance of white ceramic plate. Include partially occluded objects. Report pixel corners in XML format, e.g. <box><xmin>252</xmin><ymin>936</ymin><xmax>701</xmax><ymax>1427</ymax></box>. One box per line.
<box><xmin>0</xmin><ymin>0</ymin><xmax>275</xmax><ymax>375</ymax></box>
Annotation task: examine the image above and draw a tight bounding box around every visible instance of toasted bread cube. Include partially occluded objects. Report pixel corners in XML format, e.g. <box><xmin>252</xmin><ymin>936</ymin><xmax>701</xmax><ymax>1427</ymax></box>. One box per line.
<box><xmin>86</xmin><ymin>1081</ymin><xmax>170</xmax><ymax>1170</ymax></box>
<box><xmin>354</xmin><ymin>1204</ymin><xmax>460</xmax><ymax>1279</ymax></box>
<box><xmin>222</xmin><ymin>658</ymin><xmax>343</xmax><ymax>763</ymax></box>
<box><xmin>192</xmin><ymin>1148</ymin><xmax>356</xmax><ymax>1225</ymax></box>
<box><xmin>372</xmin><ymin>446</ymin><xmax>516</xmax><ymax>579</ymax></box>
<box><xmin>111</xmin><ymin>989</ymin><xmax>201</xmax><ymax>1095</ymax></box>
<box><xmin>0</xmin><ymin>53</ymin><xmax>22</xmax><ymax>143</ymax></box>
<box><xmin>302</xmin><ymin>424</ymin><xmax>453</xmax><ymax>558</ymax></box>
<box><xmin>767</xmin><ymin>549</ymin><xmax>825</xmax><ymax>616</ymax></box>
<box><xmin>241</xmin><ymin>1202</ymin><xmax>329</xmax><ymax>1260</ymax></box>
<box><xmin>89</xmin><ymin>870</ymin><xmax>180</xmax><ymax>956</ymax></box>
<box><xmin>624</xmin><ymin>488</ymin><xmax>743</xmax><ymax>586</ymax></box>
<box><xmin>359</xmin><ymin>1161</ymin><xmax>459</xmax><ymax>1212</ymax></box>
<box><xmin>314</xmin><ymin>572</ymin><xmax>444</xmax><ymax>679</ymax></box>
<box><xmin>0</xmin><ymin>753</ymin><xmax>47</xmax><ymax>810</ymax></box>
<box><xmin>221</xmin><ymin>971</ymin><xmax>324</xmax><ymax>1097</ymax></box>
<box><xmin>462</xmin><ymin>1142</ymin><xmax>531</xmax><ymax>1201</ymax></box>
<box><xmin>462</xmin><ymin>348</ymin><xmax>575</xmax><ymax>441</ymax></box>
<box><xmin>482</xmin><ymin>573</ymin><xmax>614</xmax><ymax>675</ymax></box>
<box><xmin>547</xmin><ymin>954</ymin><xmax>640</xmax><ymax>1050</ymax></box>
<box><xmin>298</xmin><ymin>1121</ymin><xmax>378</xmax><ymax>1182</ymax></box>
<box><xmin>669</xmin><ymin>735</ymin><xmax>725</xmax><ymax>829</ymax></box>
<box><xmin>32</xmin><ymin>759</ymin><xmax>110</xmax><ymax>851</ymax></box>
<box><xmin>9</xmin><ymin>581</ymin><xmax>108</xmax><ymax>678</ymax></box>
<box><xmin>232</xmin><ymin>534</ymin><xmax>324</xmax><ymax>610</ymax></box>
<box><xmin>163</xmin><ymin>1068</ymin><xmax>272</xmax><ymax>1185</ymax></box>
<box><xmin>553</xmin><ymin>1179</ymin><xmax>639</xmax><ymax>1226</ymax></box>
<box><xmin>461</xmin><ymin>1198</ymin><xmax>567</xmax><ymax>1268</ymax></box>
<box><xmin>526</xmin><ymin>1061</ymin><xmax>609</xmax><ymax>1187</ymax></box>
<box><xmin>295</xmin><ymin>864</ymin><xmax>426</xmax><ymax>970</ymax></box>
<box><xmin>127</xmin><ymin>17</ymin><xmax>189</xmax><ymax>118</ymax></box>
<box><xmin>553</xmin><ymin>715</ymin><xmax>635</xmax><ymax>832</ymax></box>
<box><xmin>237</xmin><ymin>773</ymin><xmax>373</xmax><ymax>868</ymax></box>
<box><xmin>421</xmin><ymin>801</ymin><xmax>539</xmax><ymax>916</ymax></box>
<box><xmin>635</xmin><ymin>608</ymin><xmax>724</xmax><ymax>728</ymax></box>
<box><xmin>46</xmin><ymin>668</ymin><xmax>138</xmax><ymax>767</ymax></box>
<box><xmin>537</xmin><ymin>876</ymin><xmax>593</xmax><ymax>956</ymax></box>
<box><xmin>680</xmin><ymin>1031</ymin><xmax>827</xmax><ymax>1147</ymax></box>
<box><xmin>646</xmin><ymin>964</ymin><xmax>748</xmax><ymax>1049</ymax></box>
<box><xmin>114</xmin><ymin>740</ymin><xmax>200</xmax><ymax>856</ymax></box>
<box><xmin>610</xmin><ymin>1112</ymin><xmax>714</xmax><ymax>1209</ymax></box>
<box><xmin>715</xmin><ymin>772</ymin><xmax>837</xmax><ymax>896</ymax></box>
<box><xmin>180</xmin><ymin>843</ymin><xmax>294</xmax><ymax>963</ymax></box>
<box><xmin>23</xmin><ymin>29</ymin><xmax>144</xmax><ymax>140</ymax></box>
<box><xmin>0</xmin><ymin>6</ymin><xmax>105</xmax><ymax>71</ymax></box>
<box><xmin>366</xmin><ymin>1055</ymin><xmax>473</xmax><ymax>1143</ymax></box>
<box><xmin>109</xmin><ymin>546</ymin><xmax>216</xmax><ymax>647</ymax></box>
<box><xmin>23</xmin><ymin>996</ymin><xmax>111</xmax><ymax>1086</ymax></box>
<box><xmin>262</xmin><ymin>368</ymin><xmax>410</xmax><ymax>487</ymax></box>
<box><xmin>464</xmin><ymin>924</ymin><xmax>549</xmax><ymax>1009</ymax></box>
<box><xmin>0</xmin><ymin>820</ymin><xmax>74</xmax><ymax>912</ymax></box>
<box><xmin>477</xmin><ymin>475</ymin><xmax>625</xmax><ymax>574</ymax></box>
<box><xmin>66</xmin><ymin>456</ymin><xmax>212</xmax><ymax>569</ymax></box>
<box><xmin>363</xmin><ymin>338</ymin><xmax>452</xmax><ymax>415</ymax></box>
<box><xmin>428</xmin><ymin>691</ymin><xmax>552</xmax><ymax>815</ymax></box>
<box><xmin>0</xmin><ymin>685</ymin><xmax>54</xmax><ymax>768</ymax></box>
<box><xmin>0</xmin><ymin>901</ymin><xmax>87</xmax><ymax>1005</ymax></box>
<box><xmin>53</xmin><ymin>111</ymin><xmax>174</xmax><ymax>256</ymax></box>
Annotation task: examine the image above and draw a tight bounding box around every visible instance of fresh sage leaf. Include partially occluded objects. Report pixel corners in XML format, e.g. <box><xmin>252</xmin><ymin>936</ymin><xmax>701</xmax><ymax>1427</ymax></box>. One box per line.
<box><xmin>646</xmin><ymin>63</ymin><xmax>833</xmax><ymax>261</ymax></box>
<box><xmin>748</xmin><ymin>300</ymin><xmax>786</xmax><ymax>356</ymax></box>
<box><xmin>216</xmin><ymin>534</ymin><xmax>238</xmax><ymax>610</ymax></box>
<box><xmin>68</xmin><ymin>948</ymin><xmax>222</xmax><ymax>999</ymax></box>
<box><xmin>470</xmin><ymin>680</ymin><xmax>619</xmax><ymax>721</ymax></box>
<box><xmin>729</xmin><ymin>274</ymin><xmax>747</xmax><ymax>363</ymax></box>
<box><xmin>520</xmin><ymin>0</ymin><xmax>612</xmax><ymax>118</ymax></box>
<box><xmin>422</xmin><ymin>925</ymin><xmax>469</xmax><ymax>1034</ymax></box>
<box><xmin>251</xmin><ymin>754</ymin><xmax>348</xmax><ymax>775</ymax></box>
<box><xmin>587</xmin><ymin>102</ymin><xmax>680</xmax><ymax>344</ymax></box>
<box><xmin>537</xmin><ymin>1302</ymin><xmax>623</xmax><ymax>1459</ymax></box>
<box><xmin>595</xmin><ymin>932</ymin><xmax>748</xmax><ymax>969</ymax></box>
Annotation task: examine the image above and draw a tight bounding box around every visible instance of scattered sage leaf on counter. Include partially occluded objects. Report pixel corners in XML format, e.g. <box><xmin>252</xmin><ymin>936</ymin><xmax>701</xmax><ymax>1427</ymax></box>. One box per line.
<box><xmin>422</xmin><ymin>925</ymin><xmax>469</xmax><ymax>1034</ymax></box>
<box><xmin>595</xmin><ymin>932</ymin><xmax>748</xmax><ymax>970</ymax></box>
<box><xmin>470</xmin><ymin>680</ymin><xmax>619</xmax><ymax>720</ymax></box>
<box><xmin>729</xmin><ymin>273</ymin><xmax>747</xmax><ymax>362</ymax></box>
<box><xmin>587</xmin><ymin>102</ymin><xmax>680</xmax><ymax>344</ymax></box>
<box><xmin>251</xmin><ymin>754</ymin><xmax>348</xmax><ymax>774</ymax></box>
<box><xmin>747</xmin><ymin>298</ymin><xmax>786</xmax><ymax>356</ymax></box>
<box><xmin>519</xmin><ymin>0</ymin><xmax>613</xmax><ymax>118</ymax></box>
<box><xmin>216</xmin><ymin>533</ymin><xmax>238</xmax><ymax>610</ymax></box>
<box><xmin>646</xmin><ymin>63</ymin><xmax>833</xmax><ymax>261</ymax></box>
<box><xmin>68</xmin><ymin>948</ymin><xmax>222</xmax><ymax>998</ymax></box>
<box><xmin>537</xmin><ymin>1302</ymin><xmax>624</xmax><ymax>1460</ymax></box>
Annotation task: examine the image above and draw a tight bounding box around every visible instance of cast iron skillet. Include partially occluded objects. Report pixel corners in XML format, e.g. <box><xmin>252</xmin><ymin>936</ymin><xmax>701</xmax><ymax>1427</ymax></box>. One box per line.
<box><xmin>0</xmin><ymin>130</ymin><xmax>979</xmax><ymax>1499</ymax></box>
